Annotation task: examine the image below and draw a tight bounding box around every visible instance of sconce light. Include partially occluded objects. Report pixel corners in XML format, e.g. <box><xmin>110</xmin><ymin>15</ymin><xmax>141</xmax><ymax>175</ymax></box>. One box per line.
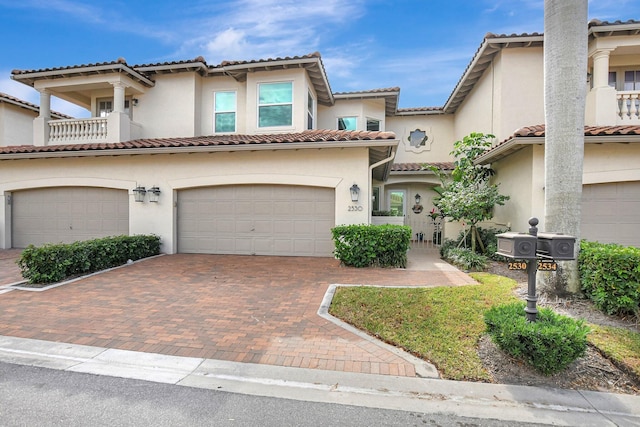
<box><xmin>132</xmin><ymin>98</ymin><xmax>139</xmax><ymax>106</ymax></box>
<box><xmin>350</xmin><ymin>184</ymin><xmax>360</xmax><ymax>203</ymax></box>
<box><xmin>148</xmin><ymin>186</ymin><xmax>161</xmax><ymax>203</ymax></box>
<box><xmin>133</xmin><ymin>186</ymin><xmax>146</xmax><ymax>203</ymax></box>
<box><xmin>415</xmin><ymin>193</ymin><xmax>421</xmax><ymax>204</ymax></box>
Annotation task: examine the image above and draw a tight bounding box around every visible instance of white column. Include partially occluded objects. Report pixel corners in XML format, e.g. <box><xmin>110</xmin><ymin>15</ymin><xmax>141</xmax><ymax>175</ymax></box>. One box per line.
<box><xmin>38</xmin><ymin>89</ymin><xmax>51</xmax><ymax>118</ymax></box>
<box><xmin>112</xmin><ymin>82</ymin><xmax>126</xmax><ymax>113</ymax></box>
<box><xmin>592</xmin><ymin>48</ymin><xmax>614</xmax><ymax>89</ymax></box>
<box><xmin>585</xmin><ymin>48</ymin><xmax>617</xmax><ymax>125</ymax></box>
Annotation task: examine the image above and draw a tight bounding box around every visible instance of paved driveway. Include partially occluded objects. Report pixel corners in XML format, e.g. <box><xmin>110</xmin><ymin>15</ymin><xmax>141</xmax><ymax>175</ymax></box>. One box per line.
<box><xmin>0</xmin><ymin>249</ymin><xmax>475</xmax><ymax>377</ymax></box>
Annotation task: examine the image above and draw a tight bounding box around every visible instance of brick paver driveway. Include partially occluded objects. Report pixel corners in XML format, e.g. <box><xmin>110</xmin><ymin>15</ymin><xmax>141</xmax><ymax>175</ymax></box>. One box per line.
<box><xmin>0</xmin><ymin>252</ymin><xmax>475</xmax><ymax>377</ymax></box>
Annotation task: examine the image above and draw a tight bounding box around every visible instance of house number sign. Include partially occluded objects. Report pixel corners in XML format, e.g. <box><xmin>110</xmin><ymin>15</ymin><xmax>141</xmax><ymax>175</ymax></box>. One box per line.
<box><xmin>348</xmin><ymin>205</ymin><xmax>364</xmax><ymax>212</ymax></box>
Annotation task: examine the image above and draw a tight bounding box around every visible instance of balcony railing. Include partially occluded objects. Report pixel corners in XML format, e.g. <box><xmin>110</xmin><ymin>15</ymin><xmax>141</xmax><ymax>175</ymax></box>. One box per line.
<box><xmin>49</xmin><ymin>118</ymin><xmax>108</xmax><ymax>143</ymax></box>
<box><xmin>616</xmin><ymin>91</ymin><xmax>640</xmax><ymax>122</ymax></box>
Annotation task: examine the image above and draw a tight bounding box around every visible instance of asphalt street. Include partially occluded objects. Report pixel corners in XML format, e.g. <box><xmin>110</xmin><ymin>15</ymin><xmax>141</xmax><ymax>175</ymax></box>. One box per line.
<box><xmin>0</xmin><ymin>362</ymin><xmax>551</xmax><ymax>427</ymax></box>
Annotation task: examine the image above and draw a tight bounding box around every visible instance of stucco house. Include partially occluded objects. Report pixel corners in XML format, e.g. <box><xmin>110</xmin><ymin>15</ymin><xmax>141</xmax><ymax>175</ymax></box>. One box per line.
<box><xmin>1</xmin><ymin>19</ymin><xmax>639</xmax><ymax>256</ymax></box>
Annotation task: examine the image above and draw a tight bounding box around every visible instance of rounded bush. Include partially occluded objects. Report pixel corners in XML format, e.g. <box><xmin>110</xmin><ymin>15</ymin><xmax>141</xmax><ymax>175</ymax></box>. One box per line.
<box><xmin>484</xmin><ymin>302</ymin><xmax>590</xmax><ymax>375</ymax></box>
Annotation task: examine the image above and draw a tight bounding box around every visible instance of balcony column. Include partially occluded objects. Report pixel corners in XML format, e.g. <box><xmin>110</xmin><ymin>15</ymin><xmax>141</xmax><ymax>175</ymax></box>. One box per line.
<box><xmin>33</xmin><ymin>89</ymin><xmax>51</xmax><ymax>146</ymax></box>
<box><xmin>112</xmin><ymin>81</ymin><xmax>126</xmax><ymax>113</ymax></box>
<box><xmin>586</xmin><ymin>48</ymin><xmax>617</xmax><ymax>125</ymax></box>
<box><xmin>106</xmin><ymin>82</ymin><xmax>130</xmax><ymax>143</ymax></box>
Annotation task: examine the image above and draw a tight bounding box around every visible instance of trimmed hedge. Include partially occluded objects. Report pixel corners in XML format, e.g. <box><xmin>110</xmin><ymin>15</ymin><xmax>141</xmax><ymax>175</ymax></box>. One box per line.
<box><xmin>18</xmin><ymin>235</ymin><xmax>161</xmax><ymax>284</ymax></box>
<box><xmin>485</xmin><ymin>302</ymin><xmax>590</xmax><ymax>375</ymax></box>
<box><xmin>331</xmin><ymin>224</ymin><xmax>411</xmax><ymax>268</ymax></box>
<box><xmin>579</xmin><ymin>240</ymin><xmax>640</xmax><ymax>316</ymax></box>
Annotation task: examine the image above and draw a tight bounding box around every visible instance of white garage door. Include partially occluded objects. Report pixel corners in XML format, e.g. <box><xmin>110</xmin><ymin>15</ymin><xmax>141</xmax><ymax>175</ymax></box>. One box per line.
<box><xmin>178</xmin><ymin>185</ymin><xmax>335</xmax><ymax>256</ymax></box>
<box><xmin>581</xmin><ymin>181</ymin><xmax>640</xmax><ymax>247</ymax></box>
<box><xmin>12</xmin><ymin>187</ymin><xmax>129</xmax><ymax>248</ymax></box>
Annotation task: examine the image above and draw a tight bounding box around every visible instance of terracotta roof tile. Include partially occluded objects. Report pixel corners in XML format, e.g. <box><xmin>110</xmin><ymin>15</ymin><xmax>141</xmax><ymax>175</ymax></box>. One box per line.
<box><xmin>0</xmin><ymin>92</ymin><xmax>73</xmax><ymax>119</ymax></box>
<box><xmin>391</xmin><ymin>162</ymin><xmax>454</xmax><ymax>172</ymax></box>
<box><xmin>513</xmin><ymin>124</ymin><xmax>640</xmax><ymax>137</ymax></box>
<box><xmin>218</xmin><ymin>52</ymin><xmax>321</xmax><ymax>68</ymax></box>
<box><xmin>0</xmin><ymin>130</ymin><xmax>397</xmax><ymax>156</ymax></box>
<box><xmin>333</xmin><ymin>87</ymin><xmax>400</xmax><ymax>96</ymax></box>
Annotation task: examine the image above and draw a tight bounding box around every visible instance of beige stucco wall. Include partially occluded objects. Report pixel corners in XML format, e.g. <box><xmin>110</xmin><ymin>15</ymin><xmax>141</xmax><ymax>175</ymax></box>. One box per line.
<box><xmin>317</xmin><ymin>98</ymin><xmax>386</xmax><ymax>131</ymax></box>
<box><xmin>385</xmin><ymin>114</ymin><xmax>455</xmax><ymax>164</ymax></box>
<box><xmin>583</xmin><ymin>142</ymin><xmax>640</xmax><ymax>184</ymax></box>
<box><xmin>0</xmin><ymin>147</ymin><xmax>371</xmax><ymax>252</ymax></box>
<box><xmin>134</xmin><ymin>73</ymin><xmax>199</xmax><ymax>138</ymax></box>
<box><xmin>454</xmin><ymin>48</ymin><xmax>544</xmax><ymax>143</ymax></box>
<box><xmin>0</xmin><ymin>104</ymin><xmax>36</xmax><ymax>146</ymax></box>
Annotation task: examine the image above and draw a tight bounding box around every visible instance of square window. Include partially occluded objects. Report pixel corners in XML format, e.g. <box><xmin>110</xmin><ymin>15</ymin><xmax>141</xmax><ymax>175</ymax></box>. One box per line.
<box><xmin>366</xmin><ymin>118</ymin><xmax>380</xmax><ymax>131</ymax></box>
<box><xmin>259</xmin><ymin>82</ymin><xmax>293</xmax><ymax>127</ymax></box>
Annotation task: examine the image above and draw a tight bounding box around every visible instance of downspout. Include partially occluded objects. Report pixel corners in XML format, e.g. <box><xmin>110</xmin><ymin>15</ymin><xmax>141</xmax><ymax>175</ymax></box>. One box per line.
<box><xmin>368</xmin><ymin>149</ymin><xmax>396</xmax><ymax>224</ymax></box>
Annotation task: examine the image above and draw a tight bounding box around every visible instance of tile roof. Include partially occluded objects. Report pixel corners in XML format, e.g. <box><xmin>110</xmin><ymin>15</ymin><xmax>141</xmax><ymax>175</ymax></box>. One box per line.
<box><xmin>0</xmin><ymin>92</ymin><xmax>72</xmax><ymax>119</ymax></box>
<box><xmin>513</xmin><ymin>124</ymin><xmax>640</xmax><ymax>137</ymax></box>
<box><xmin>391</xmin><ymin>162</ymin><xmax>455</xmax><ymax>172</ymax></box>
<box><xmin>474</xmin><ymin>124</ymin><xmax>640</xmax><ymax>164</ymax></box>
<box><xmin>0</xmin><ymin>130</ymin><xmax>397</xmax><ymax>158</ymax></box>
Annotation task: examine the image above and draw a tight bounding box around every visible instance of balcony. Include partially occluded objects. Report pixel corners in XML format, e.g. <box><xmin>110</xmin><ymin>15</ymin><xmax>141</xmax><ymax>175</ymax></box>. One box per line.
<box><xmin>36</xmin><ymin>113</ymin><xmax>142</xmax><ymax>146</ymax></box>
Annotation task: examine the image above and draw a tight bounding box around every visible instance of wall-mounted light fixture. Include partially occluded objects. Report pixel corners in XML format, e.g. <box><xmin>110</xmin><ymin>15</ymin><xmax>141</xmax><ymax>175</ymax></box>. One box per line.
<box><xmin>132</xmin><ymin>98</ymin><xmax>139</xmax><ymax>106</ymax></box>
<box><xmin>133</xmin><ymin>186</ymin><xmax>146</xmax><ymax>203</ymax></box>
<box><xmin>148</xmin><ymin>186</ymin><xmax>161</xmax><ymax>203</ymax></box>
<box><xmin>415</xmin><ymin>193</ymin><xmax>421</xmax><ymax>204</ymax></box>
<box><xmin>350</xmin><ymin>184</ymin><xmax>360</xmax><ymax>203</ymax></box>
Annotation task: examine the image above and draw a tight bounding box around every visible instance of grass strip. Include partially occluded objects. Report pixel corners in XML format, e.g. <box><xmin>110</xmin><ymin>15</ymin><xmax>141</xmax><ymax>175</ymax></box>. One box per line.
<box><xmin>329</xmin><ymin>273</ymin><xmax>519</xmax><ymax>381</ymax></box>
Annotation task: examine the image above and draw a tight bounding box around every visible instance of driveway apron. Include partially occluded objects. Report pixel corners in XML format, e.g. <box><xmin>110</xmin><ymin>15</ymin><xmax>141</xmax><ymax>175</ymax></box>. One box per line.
<box><xmin>0</xmin><ymin>251</ymin><xmax>476</xmax><ymax>377</ymax></box>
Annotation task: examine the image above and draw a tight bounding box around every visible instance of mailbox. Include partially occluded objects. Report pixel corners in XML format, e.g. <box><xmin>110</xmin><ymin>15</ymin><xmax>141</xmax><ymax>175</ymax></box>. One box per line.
<box><xmin>536</xmin><ymin>232</ymin><xmax>576</xmax><ymax>260</ymax></box>
<box><xmin>496</xmin><ymin>232</ymin><xmax>538</xmax><ymax>259</ymax></box>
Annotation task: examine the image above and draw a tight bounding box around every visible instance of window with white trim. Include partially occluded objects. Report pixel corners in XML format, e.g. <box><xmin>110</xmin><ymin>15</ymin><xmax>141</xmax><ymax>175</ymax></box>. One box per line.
<box><xmin>366</xmin><ymin>118</ymin><xmax>381</xmax><ymax>131</ymax></box>
<box><xmin>214</xmin><ymin>91</ymin><xmax>237</xmax><ymax>133</ymax></box>
<box><xmin>97</xmin><ymin>98</ymin><xmax>131</xmax><ymax>118</ymax></box>
<box><xmin>307</xmin><ymin>90</ymin><xmax>315</xmax><ymax>130</ymax></box>
<box><xmin>337</xmin><ymin>116</ymin><xmax>357</xmax><ymax>130</ymax></box>
<box><xmin>624</xmin><ymin>70</ymin><xmax>640</xmax><ymax>90</ymax></box>
<box><xmin>258</xmin><ymin>82</ymin><xmax>293</xmax><ymax>127</ymax></box>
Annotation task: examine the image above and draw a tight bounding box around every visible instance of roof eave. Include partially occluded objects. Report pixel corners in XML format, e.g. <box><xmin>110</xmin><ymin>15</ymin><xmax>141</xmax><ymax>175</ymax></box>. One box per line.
<box><xmin>0</xmin><ymin>139</ymin><xmax>399</xmax><ymax>161</ymax></box>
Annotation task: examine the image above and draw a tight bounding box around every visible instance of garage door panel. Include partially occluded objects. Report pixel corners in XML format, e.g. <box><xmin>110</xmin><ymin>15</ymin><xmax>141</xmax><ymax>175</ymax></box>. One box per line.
<box><xmin>12</xmin><ymin>187</ymin><xmax>129</xmax><ymax>248</ymax></box>
<box><xmin>178</xmin><ymin>185</ymin><xmax>335</xmax><ymax>256</ymax></box>
<box><xmin>582</xmin><ymin>181</ymin><xmax>640</xmax><ymax>247</ymax></box>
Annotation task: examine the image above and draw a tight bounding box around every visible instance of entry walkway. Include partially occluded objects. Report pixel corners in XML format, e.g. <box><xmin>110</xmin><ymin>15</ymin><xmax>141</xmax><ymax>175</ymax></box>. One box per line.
<box><xmin>0</xmin><ymin>249</ymin><xmax>475</xmax><ymax>378</ymax></box>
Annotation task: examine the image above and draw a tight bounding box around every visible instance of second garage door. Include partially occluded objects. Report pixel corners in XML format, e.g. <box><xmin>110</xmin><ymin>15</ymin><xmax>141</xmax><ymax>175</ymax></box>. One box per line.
<box><xmin>581</xmin><ymin>181</ymin><xmax>640</xmax><ymax>247</ymax></box>
<box><xmin>178</xmin><ymin>185</ymin><xmax>335</xmax><ymax>256</ymax></box>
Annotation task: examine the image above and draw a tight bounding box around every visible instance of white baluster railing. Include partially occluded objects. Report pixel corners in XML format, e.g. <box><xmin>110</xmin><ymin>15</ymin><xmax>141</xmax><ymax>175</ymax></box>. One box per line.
<box><xmin>48</xmin><ymin>118</ymin><xmax>108</xmax><ymax>144</ymax></box>
<box><xmin>616</xmin><ymin>91</ymin><xmax>640</xmax><ymax>123</ymax></box>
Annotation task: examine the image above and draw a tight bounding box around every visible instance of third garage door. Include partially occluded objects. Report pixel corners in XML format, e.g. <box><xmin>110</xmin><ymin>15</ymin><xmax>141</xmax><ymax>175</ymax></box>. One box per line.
<box><xmin>178</xmin><ymin>185</ymin><xmax>335</xmax><ymax>256</ymax></box>
<box><xmin>581</xmin><ymin>181</ymin><xmax>640</xmax><ymax>247</ymax></box>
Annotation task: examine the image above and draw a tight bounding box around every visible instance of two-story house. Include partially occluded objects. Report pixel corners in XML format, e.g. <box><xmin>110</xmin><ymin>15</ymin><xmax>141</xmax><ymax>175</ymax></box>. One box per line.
<box><xmin>2</xmin><ymin>19</ymin><xmax>639</xmax><ymax>256</ymax></box>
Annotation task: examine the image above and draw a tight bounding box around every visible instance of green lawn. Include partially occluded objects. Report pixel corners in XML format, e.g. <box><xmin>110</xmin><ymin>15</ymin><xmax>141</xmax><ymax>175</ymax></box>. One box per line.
<box><xmin>329</xmin><ymin>272</ymin><xmax>640</xmax><ymax>382</ymax></box>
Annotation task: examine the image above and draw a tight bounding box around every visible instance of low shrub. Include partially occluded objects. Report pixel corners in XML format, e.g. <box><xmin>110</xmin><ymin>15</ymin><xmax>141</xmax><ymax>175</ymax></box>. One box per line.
<box><xmin>18</xmin><ymin>235</ymin><xmax>161</xmax><ymax>284</ymax></box>
<box><xmin>579</xmin><ymin>240</ymin><xmax>640</xmax><ymax>316</ymax></box>
<box><xmin>444</xmin><ymin>247</ymin><xmax>488</xmax><ymax>271</ymax></box>
<box><xmin>332</xmin><ymin>224</ymin><xmax>411</xmax><ymax>268</ymax></box>
<box><xmin>484</xmin><ymin>302</ymin><xmax>590</xmax><ymax>375</ymax></box>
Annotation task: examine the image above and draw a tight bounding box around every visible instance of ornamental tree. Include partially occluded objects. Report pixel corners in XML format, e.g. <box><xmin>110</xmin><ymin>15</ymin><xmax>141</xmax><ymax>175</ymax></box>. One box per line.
<box><xmin>429</xmin><ymin>132</ymin><xmax>509</xmax><ymax>253</ymax></box>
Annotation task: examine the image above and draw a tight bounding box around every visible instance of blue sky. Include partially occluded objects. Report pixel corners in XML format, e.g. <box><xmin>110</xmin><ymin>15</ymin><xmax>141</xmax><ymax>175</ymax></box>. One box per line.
<box><xmin>1</xmin><ymin>0</ymin><xmax>639</xmax><ymax>117</ymax></box>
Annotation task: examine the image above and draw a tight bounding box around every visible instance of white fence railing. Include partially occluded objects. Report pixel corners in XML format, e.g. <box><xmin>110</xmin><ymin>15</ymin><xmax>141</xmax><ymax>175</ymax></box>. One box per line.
<box><xmin>616</xmin><ymin>91</ymin><xmax>640</xmax><ymax>123</ymax></box>
<box><xmin>48</xmin><ymin>118</ymin><xmax>108</xmax><ymax>143</ymax></box>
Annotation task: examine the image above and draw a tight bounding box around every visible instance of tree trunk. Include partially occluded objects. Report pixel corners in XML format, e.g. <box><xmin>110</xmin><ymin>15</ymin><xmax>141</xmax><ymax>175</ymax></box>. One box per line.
<box><xmin>541</xmin><ymin>0</ymin><xmax>588</xmax><ymax>294</ymax></box>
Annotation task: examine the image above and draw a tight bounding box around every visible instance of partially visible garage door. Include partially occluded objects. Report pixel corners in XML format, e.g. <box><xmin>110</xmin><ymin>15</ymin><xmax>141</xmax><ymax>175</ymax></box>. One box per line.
<box><xmin>581</xmin><ymin>181</ymin><xmax>640</xmax><ymax>247</ymax></box>
<box><xmin>12</xmin><ymin>187</ymin><xmax>129</xmax><ymax>248</ymax></box>
<box><xmin>178</xmin><ymin>185</ymin><xmax>335</xmax><ymax>256</ymax></box>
